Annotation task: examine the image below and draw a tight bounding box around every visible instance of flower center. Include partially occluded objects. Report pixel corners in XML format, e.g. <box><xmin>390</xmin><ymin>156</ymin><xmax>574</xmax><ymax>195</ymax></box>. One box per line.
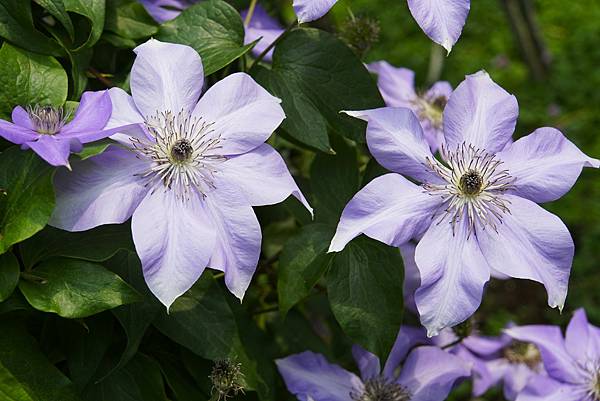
<box><xmin>581</xmin><ymin>360</ymin><xmax>600</xmax><ymax>401</ymax></box>
<box><xmin>423</xmin><ymin>142</ymin><xmax>515</xmax><ymax>236</ymax></box>
<box><xmin>412</xmin><ymin>94</ymin><xmax>446</xmax><ymax>129</ymax></box>
<box><xmin>26</xmin><ymin>105</ymin><xmax>68</xmax><ymax>135</ymax></box>
<box><xmin>502</xmin><ymin>342</ymin><xmax>541</xmax><ymax>370</ymax></box>
<box><xmin>131</xmin><ymin>109</ymin><xmax>225</xmax><ymax>200</ymax></box>
<box><xmin>351</xmin><ymin>376</ymin><xmax>411</xmax><ymax>401</ymax></box>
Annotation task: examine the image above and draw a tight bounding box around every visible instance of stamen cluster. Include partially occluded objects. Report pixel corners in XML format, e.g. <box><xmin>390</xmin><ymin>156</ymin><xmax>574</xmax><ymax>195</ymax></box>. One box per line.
<box><xmin>503</xmin><ymin>341</ymin><xmax>541</xmax><ymax>370</ymax></box>
<box><xmin>423</xmin><ymin>142</ymin><xmax>515</xmax><ymax>236</ymax></box>
<box><xmin>209</xmin><ymin>359</ymin><xmax>245</xmax><ymax>401</ymax></box>
<box><xmin>351</xmin><ymin>376</ymin><xmax>411</xmax><ymax>401</ymax></box>
<box><xmin>411</xmin><ymin>94</ymin><xmax>447</xmax><ymax>129</ymax></box>
<box><xmin>26</xmin><ymin>105</ymin><xmax>68</xmax><ymax>135</ymax></box>
<box><xmin>581</xmin><ymin>359</ymin><xmax>600</xmax><ymax>401</ymax></box>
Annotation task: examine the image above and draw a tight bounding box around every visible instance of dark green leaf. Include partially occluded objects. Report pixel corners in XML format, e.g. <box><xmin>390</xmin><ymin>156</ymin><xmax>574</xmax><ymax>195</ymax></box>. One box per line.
<box><xmin>328</xmin><ymin>236</ymin><xmax>404</xmax><ymax>358</ymax></box>
<box><xmin>153</xmin><ymin>272</ymin><xmax>237</xmax><ymax>360</ymax></box>
<box><xmin>105</xmin><ymin>0</ymin><xmax>157</xmax><ymax>40</ymax></box>
<box><xmin>75</xmin><ymin>139</ymin><xmax>112</xmax><ymax>160</ymax></box>
<box><xmin>278</xmin><ymin>223</ymin><xmax>334</xmax><ymax>316</ymax></box>
<box><xmin>19</xmin><ymin>258</ymin><xmax>141</xmax><ymax>318</ymax></box>
<box><xmin>157</xmin><ymin>353</ymin><xmax>208</xmax><ymax>400</ymax></box>
<box><xmin>64</xmin><ymin>0</ymin><xmax>106</xmax><ymax>49</ymax></box>
<box><xmin>252</xmin><ymin>28</ymin><xmax>384</xmax><ymax>151</ymax></box>
<box><xmin>0</xmin><ymin>147</ymin><xmax>55</xmax><ymax>254</ymax></box>
<box><xmin>34</xmin><ymin>0</ymin><xmax>75</xmax><ymax>40</ymax></box>
<box><xmin>0</xmin><ymin>43</ymin><xmax>68</xmax><ymax>118</ymax></box>
<box><xmin>21</xmin><ymin>224</ymin><xmax>134</xmax><ymax>269</ymax></box>
<box><xmin>0</xmin><ymin>252</ymin><xmax>19</xmax><ymax>301</ymax></box>
<box><xmin>0</xmin><ymin>319</ymin><xmax>81</xmax><ymax>401</ymax></box>
<box><xmin>157</xmin><ymin>0</ymin><xmax>254</xmax><ymax>75</ymax></box>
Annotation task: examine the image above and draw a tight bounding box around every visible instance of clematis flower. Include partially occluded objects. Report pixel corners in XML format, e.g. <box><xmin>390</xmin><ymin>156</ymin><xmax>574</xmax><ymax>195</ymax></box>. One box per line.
<box><xmin>241</xmin><ymin>4</ymin><xmax>284</xmax><ymax>61</ymax></box>
<box><xmin>276</xmin><ymin>326</ymin><xmax>470</xmax><ymax>401</ymax></box>
<box><xmin>407</xmin><ymin>0</ymin><xmax>470</xmax><ymax>53</ymax></box>
<box><xmin>293</xmin><ymin>0</ymin><xmax>338</xmax><ymax>23</ymax></box>
<box><xmin>506</xmin><ymin>309</ymin><xmax>600</xmax><ymax>401</ymax></box>
<box><xmin>0</xmin><ymin>91</ymin><xmax>113</xmax><ymax>168</ymax></box>
<box><xmin>49</xmin><ymin>39</ymin><xmax>311</xmax><ymax>308</ymax></box>
<box><xmin>329</xmin><ymin>70</ymin><xmax>599</xmax><ymax>336</ymax></box>
<box><xmin>368</xmin><ymin>61</ymin><xmax>452</xmax><ymax>152</ymax></box>
<box><xmin>139</xmin><ymin>0</ymin><xmax>198</xmax><ymax>23</ymax></box>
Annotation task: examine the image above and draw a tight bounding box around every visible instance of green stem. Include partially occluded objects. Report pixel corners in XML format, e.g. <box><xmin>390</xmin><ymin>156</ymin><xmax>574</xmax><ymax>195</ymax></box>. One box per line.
<box><xmin>248</xmin><ymin>20</ymin><xmax>297</xmax><ymax>71</ymax></box>
<box><xmin>426</xmin><ymin>43</ymin><xmax>445</xmax><ymax>85</ymax></box>
<box><xmin>244</xmin><ymin>0</ymin><xmax>258</xmax><ymax>27</ymax></box>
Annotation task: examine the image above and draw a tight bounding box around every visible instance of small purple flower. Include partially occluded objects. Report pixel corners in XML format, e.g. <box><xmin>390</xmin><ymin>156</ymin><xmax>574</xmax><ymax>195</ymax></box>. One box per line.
<box><xmin>293</xmin><ymin>0</ymin><xmax>338</xmax><ymax>23</ymax></box>
<box><xmin>276</xmin><ymin>326</ymin><xmax>470</xmax><ymax>401</ymax></box>
<box><xmin>139</xmin><ymin>0</ymin><xmax>198</xmax><ymax>23</ymax></box>
<box><xmin>330</xmin><ymin>71</ymin><xmax>599</xmax><ymax>336</ymax></box>
<box><xmin>0</xmin><ymin>91</ymin><xmax>113</xmax><ymax>168</ymax></box>
<box><xmin>407</xmin><ymin>0</ymin><xmax>470</xmax><ymax>53</ymax></box>
<box><xmin>506</xmin><ymin>309</ymin><xmax>600</xmax><ymax>401</ymax></box>
<box><xmin>49</xmin><ymin>39</ymin><xmax>311</xmax><ymax>309</ymax></box>
<box><xmin>368</xmin><ymin>61</ymin><xmax>452</xmax><ymax>152</ymax></box>
<box><xmin>241</xmin><ymin>4</ymin><xmax>284</xmax><ymax>61</ymax></box>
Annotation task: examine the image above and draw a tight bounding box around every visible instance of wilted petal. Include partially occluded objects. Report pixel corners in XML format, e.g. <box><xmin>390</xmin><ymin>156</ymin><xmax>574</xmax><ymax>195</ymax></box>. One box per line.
<box><xmin>565</xmin><ymin>308</ymin><xmax>600</xmax><ymax>364</ymax></box>
<box><xmin>415</xmin><ymin>217</ymin><xmax>490</xmax><ymax>336</ymax></box>
<box><xmin>0</xmin><ymin>119</ymin><xmax>38</xmax><ymax>144</ymax></box>
<box><xmin>366</xmin><ymin>62</ymin><xmax>416</xmax><ymax>108</ymax></box>
<box><xmin>60</xmin><ymin>90</ymin><xmax>111</xmax><ymax>136</ymax></box>
<box><xmin>397</xmin><ymin>346</ymin><xmax>470</xmax><ymax>401</ymax></box>
<box><xmin>328</xmin><ymin>173</ymin><xmax>443</xmax><ymax>252</ymax></box>
<box><xmin>276</xmin><ymin>351</ymin><xmax>362</xmax><ymax>401</ymax></box>
<box><xmin>343</xmin><ymin>107</ymin><xmax>441</xmax><ymax>184</ymax></box>
<box><xmin>382</xmin><ymin>326</ymin><xmax>428</xmax><ymax>378</ymax></box>
<box><xmin>516</xmin><ymin>376</ymin><xmax>580</xmax><ymax>401</ymax></box>
<box><xmin>192</xmin><ymin>72</ymin><xmax>284</xmax><ymax>155</ymax></box>
<box><xmin>27</xmin><ymin>135</ymin><xmax>72</xmax><ymax>167</ymax></box>
<box><xmin>477</xmin><ymin>195</ymin><xmax>572</xmax><ymax>312</ymax></box>
<box><xmin>11</xmin><ymin>106</ymin><xmax>33</xmax><ymax>129</ymax></box>
<box><xmin>499</xmin><ymin>127</ymin><xmax>599</xmax><ymax>203</ymax></box>
<box><xmin>242</xmin><ymin>5</ymin><xmax>283</xmax><ymax>61</ymax></box>
<box><xmin>444</xmin><ymin>71</ymin><xmax>518</xmax><ymax>153</ymax></box>
<box><xmin>220</xmin><ymin>144</ymin><xmax>311</xmax><ymax>212</ymax></box>
<box><xmin>205</xmin><ymin>180</ymin><xmax>262</xmax><ymax>301</ymax></box>
<box><xmin>293</xmin><ymin>0</ymin><xmax>338</xmax><ymax>23</ymax></box>
<box><xmin>407</xmin><ymin>0</ymin><xmax>470</xmax><ymax>53</ymax></box>
<box><xmin>352</xmin><ymin>345</ymin><xmax>381</xmax><ymax>380</ymax></box>
<box><xmin>131</xmin><ymin>39</ymin><xmax>204</xmax><ymax>117</ymax></box>
<box><xmin>50</xmin><ymin>146</ymin><xmax>149</xmax><ymax>231</ymax></box>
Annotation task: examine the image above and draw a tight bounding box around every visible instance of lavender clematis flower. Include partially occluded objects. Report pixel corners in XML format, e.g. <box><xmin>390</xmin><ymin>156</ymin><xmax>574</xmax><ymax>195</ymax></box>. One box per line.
<box><xmin>139</xmin><ymin>0</ymin><xmax>198</xmax><ymax>23</ymax></box>
<box><xmin>276</xmin><ymin>326</ymin><xmax>470</xmax><ymax>401</ymax></box>
<box><xmin>330</xmin><ymin>70</ymin><xmax>599</xmax><ymax>336</ymax></box>
<box><xmin>241</xmin><ymin>4</ymin><xmax>284</xmax><ymax>61</ymax></box>
<box><xmin>293</xmin><ymin>0</ymin><xmax>338</xmax><ymax>23</ymax></box>
<box><xmin>368</xmin><ymin>61</ymin><xmax>452</xmax><ymax>152</ymax></box>
<box><xmin>49</xmin><ymin>39</ymin><xmax>311</xmax><ymax>309</ymax></box>
<box><xmin>0</xmin><ymin>91</ymin><xmax>113</xmax><ymax>168</ymax></box>
<box><xmin>506</xmin><ymin>309</ymin><xmax>600</xmax><ymax>401</ymax></box>
<box><xmin>407</xmin><ymin>0</ymin><xmax>470</xmax><ymax>53</ymax></box>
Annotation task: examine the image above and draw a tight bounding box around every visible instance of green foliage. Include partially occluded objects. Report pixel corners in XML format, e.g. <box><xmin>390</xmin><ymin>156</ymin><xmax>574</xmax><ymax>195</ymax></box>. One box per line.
<box><xmin>0</xmin><ymin>252</ymin><xmax>19</xmax><ymax>301</ymax></box>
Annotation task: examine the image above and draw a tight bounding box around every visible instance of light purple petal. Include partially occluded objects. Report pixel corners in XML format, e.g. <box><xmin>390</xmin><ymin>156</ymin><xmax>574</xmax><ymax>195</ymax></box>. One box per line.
<box><xmin>407</xmin><ymin>0</ymin><xmax>470</xmax><ymax>53</ymax></box>
<box><xmin>444</xmin><ymin>71</ymin><xmax>518</xmax><ymax>153</ymax></box>
<box><xmin>503</xmin><ymin>363</ymin><xmax>537</xmax><ymax>401</ymax></box>
<box><xmin>131</xmin><ymin>39</ymin><xmax>204</xmax><ymax>117</ymax></box>
<box><xmin>0</xmin><ymin>119</ymin><xmax>39</xmax><ymax>144</ymax></box>
<box><xmin>27</xmin><ymin>135</ymin><xmax>72</xmax><ymax>167</ymax></box>
<box><xmin>426</xmin><ymin>81</ymin><xmax>453</xmax><ymax>101</ymax></box>
<box><xmin>328</xmin><ymin>173</ymin><xmax>443</xmax><ymax>252</ymax></box>
<box><xmin>242</xmin><ymin>5</ymin><xmax>283</xmax><ymax>61</ymax></box>
<box><xmin>276</xmin><ymin>351</ymin><xmax>361</xmax><ymax>401</ymax></box>
<box><xmin>139</xmin><ymin>0</ymin><xmax>191</xmax><ymax>23</ymax></box>
<box><xmin>462</xmin><ymin>335</ymin><xmax>512</xmax><ymax>357</ymax></box>
<box><xmin>565</xmin><ymin>308</ymin><xmax>600</xmax><ymax>364</ymax></box>
<box><xmin>477</xmin><ymin>195</ymin><xmax>572</xmax><ymax>312</ymax></box>
<box><xmin>470</xmin><ymin>355</ymin><xmax>507</xmax><ymax>397</ymax></box>
<box><xmin>351</xmin><ymin>345</ymin><xmax>381</xmax><ymax>380</ymax></box>
<box><xmin>205</xmin><ymin>180</ymin><xmax>262</xmax><ymax>301</ymax></box>
<box><xmin>50</xmin><ymin>146</ymin><xmax>150</xmax><ymax>231</ymax></box>
<box><xmin>498</xmin><ymin>127</ymin><xmax>599</xmax><ymax>203</ymax></box>
<box><xmin>343</xmin><ymin>107</ymin><xmax>441</xmax><ymax>184</ymax></box>
<box><xmin>220</xmin><ymin>143</ymin><xmax>311</xmax><ymax>212</ymax></box>
<box><xmin>366</xmin><ymin>62</ymin><xmax>416</xmax><ymax>108</ymax></box>
<box><xmin>192</xmin><ymin>72</ymin><xmax>284</xmax><ymax>155</ymax></box>
<box><xmin>60</xmin><ymin>90</ymin><xmax>111</xmax><ymax>136</ymax></box>
<box><xmin>516</xmin><ymin>376</ymin><xmax>580</xmax><ymax>401</ymax></box>
<box><xmin>105</xmin><ymin>87</ymin><xmax>150</xmax><ymax>146</ymax></box>
<box><xmin>396</xmin><ymin>346</ymin><xmax>470</xmax><ymax>401</ymax></box>
<box><xmin>11</xmin><ymin>106</ymin><xmax>33</xmax><ymax>129</ymax></box>
<box><xmin>292</xmin><ymin>0</ymin><xmax>338</xmax><ymax>23</ymax></box>
<box><xmin>383</xmin><ymin>326</ymin><xmax>428</xmax><ymax>378</ymax></box>
<box><xmin>414</xmin><ymin>217</ymin><xmax>491</xmax><ymax>336</ymax></box>
<box><xmin>132</xmin><ymin>188</ymin><xmax>216</xmax><ymax>309</ymax></box>
<box><xmin>399</xmin><ymin>242</ymin><xmax>420</xmax><ymax>314</ymax></box>
<box><xmin>504</xmin><ymin>325</ymin><xmax>579</xmax><ymax>384</ymax></box>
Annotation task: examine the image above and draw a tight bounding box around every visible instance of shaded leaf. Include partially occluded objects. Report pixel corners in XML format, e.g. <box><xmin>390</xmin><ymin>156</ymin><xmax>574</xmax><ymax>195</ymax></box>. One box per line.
<box><xmin>34</xmin><ymin>0</ymin><xmax>75</xmax><ymax>40</ymax></box>
<box><xmin>0</xmin><ymin>252</ymin><xmax>19</xmax><ymax>301</ymax></box>
<box><xmin>105</xmin><ymin>0</ymin><xmax>157</xmax><ymax>40</ymax></box>
<box><xmin>64</xmin><ymin>0</ymin><xmax>106</xmax><ymax>49</ymax></box>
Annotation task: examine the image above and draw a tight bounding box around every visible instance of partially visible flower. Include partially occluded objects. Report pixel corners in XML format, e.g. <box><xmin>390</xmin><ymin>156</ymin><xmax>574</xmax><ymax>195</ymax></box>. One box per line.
<box><xmin>139</xmin><ymin>0</ymin><xmax>198</xmax><ymax>23</ymax></box>
<box><xmin>330</xmin><ymin>70</ymin><xmax>599</xmax><ymax>336</ymax></box>
<box><xmin>407</xmin><ymin>0</ymin><xmax>470</xmax><ymax>53</ymax></box>
<box><xmin>49</xmin><ymin>39</ymin><xmax>311</xmax><ymax>309</ymax></box>
<box><xmin>368</xmin><ymin>61</ymin><xmax>452</xmax><ymax>152</ymax></box>
<box><xmin>276</xmin><ymin>326</ymin><xmax>470</xmax><ymax>401</ymax></box>
<box><xmin>209</xmin><ymin>359</ymin><xmax>245</xmax><ymax>400</ymax></box>
<box><xmin>241</xmin><ymin>4</ymin><xmax>284</xmax><ymax>61</ymax></box>
<box><xmin>0</xmin><ymin>91</ymin><xmax>113</xmax><ymax>168</ymax></box>
<box><xmin>293</xmin><ymin>0</ymin><xmax>338</xmax><ymax>23</ymax></box>
<box><xmin>506</xmin><ymin>309</ymin><xmax>600</xmax><ymax>401</ymax></box>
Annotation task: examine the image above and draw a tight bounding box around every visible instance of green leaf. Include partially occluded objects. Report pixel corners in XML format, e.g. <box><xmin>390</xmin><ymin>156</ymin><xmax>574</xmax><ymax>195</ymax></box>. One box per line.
<box><xmin>0</xmin><ymin>0</ymin><xmax>62</xmax><ymax>55</ymax></box>
<box><xmin>157</xmin><ymin>0</ymin><xmax>254</xmax><ymax>75</ymax></box>
<box><xmin>278</xmin><ymin>224</ymin><xmax>335</xmax><ymax>316</ymax></box>
<box><xmin>63</xmin><ymin>0</ymin><xmax>106</xmax><ymax>49</ymax></box>
<box><xmin>34</xmin><ymin>0</ymin><xmax>75</xmax><ymax>40</ymax></box>
<box><xmin>0</xmin><ymin>319</ymin><xmax>82</xmax><ymax>401</ymax></box>
<box><xmin>0</xmin><ymin>147</ymin><xmax>55</xmax><ymax>254</ymax></box>
<box><xmin>105</xmin><ymin>0</ymin><xmax>157</xmax><ymax>40</ymax></box>
<box><xmin>310</xmin><ymin>136</ymin><xmax>359</xmax><ymax>223</ymax></box>
<box><xmin>0</xmin><ymin>43</ymin><xmax>68</xmax><ymax>118</ymax></box>
<box><xmin>19</xmin><ymin>258</ymin><xmax>141</xmax><ymax>318</ymax></box>
<box><xmin>20</xmin><ymin>224</ymin><xmax>134</xmax><ymax>269</ymax></box>
<box><xmin>251</xmin><ymin>28</ymin><xmax>384</xmax><ymax>152</ymax></box>
<box><xmin>328</xmin><ymin>237</ymin><xmax>404</xmax><ymax>358</ymax></box>
<box><xmin>76</xmin><ymin>139</ymin><xmax>112</xmax><ymax>160</ymax></box>
<box><xmin>0</xmin><ymin>252</ymin><xmax>19</xmax><ymax>301</ymax></box>
<box><xmin>153</xmin><ymin>272</ymin><xmax>237</xmax><ymax>360</ymax></box>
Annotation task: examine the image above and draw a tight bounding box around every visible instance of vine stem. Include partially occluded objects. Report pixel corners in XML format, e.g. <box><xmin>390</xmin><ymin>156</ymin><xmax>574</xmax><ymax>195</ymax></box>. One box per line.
<box><xmin>244</xmin><ymin>0</ymin><xmax>258</xmax><ymax>28</ymax></box>
<box><xmin>248</xmin><ymin>20</ymin><xmax>297</xmax><ymax>71</ymax></box>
